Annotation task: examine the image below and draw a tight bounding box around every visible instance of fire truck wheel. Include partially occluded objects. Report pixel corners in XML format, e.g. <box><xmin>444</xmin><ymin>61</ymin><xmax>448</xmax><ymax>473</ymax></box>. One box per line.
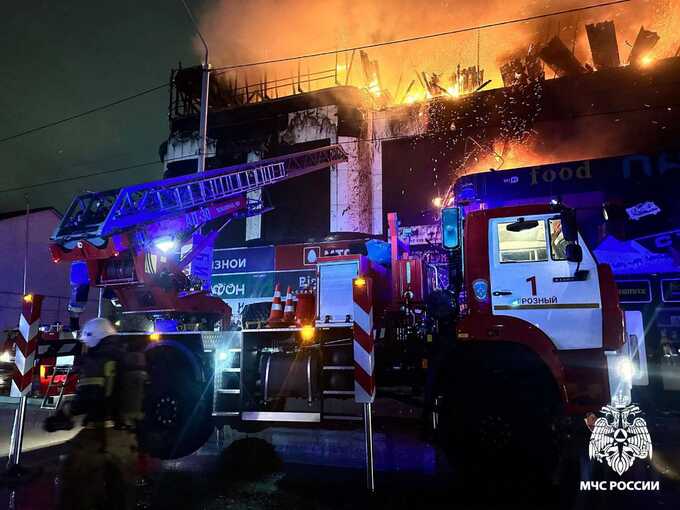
<box><xmin>439</xmin><ymin>349</ymin><xmax>563</xmax><ymax>500</ymax></box>
<box><xmin>140</xmin><ymin>352</ymin><xmax>214</xmax><ymax>459</ymax></box>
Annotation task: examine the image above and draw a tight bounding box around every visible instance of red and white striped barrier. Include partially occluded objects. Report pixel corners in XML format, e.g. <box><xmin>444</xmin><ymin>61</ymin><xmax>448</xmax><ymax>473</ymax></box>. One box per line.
<box><xmin>352</xmin><ymin>277</ymin><xmax>375</xmax><ymax>403</ymax></box>
<box><xmin>36</xmin><ymin>339</ymin><xmax>81</xmax><ymax>359</ymax></box>
<box><xmin>11</xmin><ymin>294</ymin><xmax>43</xmax><ymax>397</ymax></box>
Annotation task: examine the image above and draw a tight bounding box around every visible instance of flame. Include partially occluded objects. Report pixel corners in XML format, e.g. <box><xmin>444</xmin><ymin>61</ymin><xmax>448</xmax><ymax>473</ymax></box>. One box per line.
<box><xmin>200</xmin><ymin>1</ymin><xmax>680</xmax><ymax>107</ymax></box>
<box><xmin>367</xmin><ymin>77</ymin><xmax>382</xmax><ymax>97</ymax></box>
<box><xmin>640</xmin><ymin>54</ymin><xmax>654</xmax><ymax>67</ymax></box>
<box><xmin>446</xmin><ymin>85</ymin><xmax>460</xmax><ymax>98</ymax></box>
<box><xmin>461</xmin><ymin>139</ymin><xmax>549</xmax><ymax>175</ymax></box>
<box><xmin>404</xmin><ymin>89</ymin><xmax>429</xmax><ymax>104</ymax></box>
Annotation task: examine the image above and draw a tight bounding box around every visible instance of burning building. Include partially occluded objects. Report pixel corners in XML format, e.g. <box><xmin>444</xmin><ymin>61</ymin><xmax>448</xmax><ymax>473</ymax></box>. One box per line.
<box><xmin>160</xmin><ymin>7</ymin><xmax>680</xmax><ymax>239</ymax></box>
<box><xmin>157</xmin><ymin>3</ymin><xmax>680</xmax><ymax>405</ymax></box>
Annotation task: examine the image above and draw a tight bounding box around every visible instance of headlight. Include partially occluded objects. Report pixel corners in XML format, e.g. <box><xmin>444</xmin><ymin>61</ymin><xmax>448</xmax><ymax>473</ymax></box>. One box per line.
<box><xmin>0</xmin><ymin>351</ymin><xmax>11</xmax><ymax>363</ymax></box>
<box><xmin>299</xmin><ymin>325</ymin><xmax>316</xmax><ymax>344</ymax></box>
<box><xmin>617</xmin><ymin>357</ymin><xmax>635</xmax><ymax>382</ymax></box>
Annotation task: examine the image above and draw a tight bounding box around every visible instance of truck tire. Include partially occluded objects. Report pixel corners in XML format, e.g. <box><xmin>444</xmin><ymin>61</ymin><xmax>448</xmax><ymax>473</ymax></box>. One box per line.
<box><xmin>439</xmin><ymin>347</ymin><xmax>563</xmax><ymax>501</ymax></box>
<box><xmin>140</xmin><ymin>348</ymin><xmax>214</xmax><ymax>459</ymax></box>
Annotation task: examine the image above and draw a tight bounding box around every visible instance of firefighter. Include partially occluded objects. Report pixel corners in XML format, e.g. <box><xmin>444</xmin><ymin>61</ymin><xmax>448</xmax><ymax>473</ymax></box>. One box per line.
<box><xmin>44</xmin><ymin>317</ymin><xmax>147</xmax><ymax>510</ymax></box>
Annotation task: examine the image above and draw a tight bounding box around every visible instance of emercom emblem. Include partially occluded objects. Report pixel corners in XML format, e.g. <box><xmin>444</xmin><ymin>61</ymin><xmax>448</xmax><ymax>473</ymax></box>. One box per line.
<box><xmin>589</xmin><ymin>404</ymin><xmax>652</xmax><ymax>475</ymax></box>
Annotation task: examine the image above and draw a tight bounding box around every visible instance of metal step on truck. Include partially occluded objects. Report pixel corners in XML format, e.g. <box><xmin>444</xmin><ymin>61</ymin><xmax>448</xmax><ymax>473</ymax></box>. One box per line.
<box><xmin>48</xmin><ymin>145</ymin><xmax>633</xmax><ymax>487</ymax></box>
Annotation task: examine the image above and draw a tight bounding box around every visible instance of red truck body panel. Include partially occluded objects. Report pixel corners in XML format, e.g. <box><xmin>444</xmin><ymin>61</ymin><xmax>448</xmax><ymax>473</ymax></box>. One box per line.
<box><xmin>458</xmin><ymin>204</ymin><xmax>624</xmax><ymax>414</ymax></box>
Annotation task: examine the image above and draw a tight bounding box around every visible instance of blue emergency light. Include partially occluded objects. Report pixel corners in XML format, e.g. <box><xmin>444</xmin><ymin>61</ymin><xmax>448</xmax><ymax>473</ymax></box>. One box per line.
<box><xmin>441</xmin><ymin>207</ymin><xmax>461</xmax><ymax>249</ymax></box>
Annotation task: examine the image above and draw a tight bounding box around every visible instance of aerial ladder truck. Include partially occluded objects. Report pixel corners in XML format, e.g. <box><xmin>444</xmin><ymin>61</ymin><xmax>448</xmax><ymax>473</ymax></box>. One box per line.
<box><xmin>48</xmin><ymin>145</ymin><xmax>632</xmax><ymax>489</ymax></box>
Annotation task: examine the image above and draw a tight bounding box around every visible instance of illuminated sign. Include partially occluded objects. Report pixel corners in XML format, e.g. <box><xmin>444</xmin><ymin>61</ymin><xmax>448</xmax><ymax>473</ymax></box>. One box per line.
<box><xmin>616</xmin><ymin>280</ymin><xmax>652</xmax><ymax>304</ymax></box>
<box><xmin>661</xmin><ymin>279</ymin><xmax>680</xmax><ymax>303</ymax></box>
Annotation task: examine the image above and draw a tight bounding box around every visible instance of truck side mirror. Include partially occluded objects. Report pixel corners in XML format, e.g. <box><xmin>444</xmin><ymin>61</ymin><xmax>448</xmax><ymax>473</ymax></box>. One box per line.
<box><xmin>565</xmin><ymin>243</ymin><xmax>583</xmax><ymax>263</ymax></box>
<box><xmin>441</xmin><ymin>207</ymin><xmax>460</xmax><ymax>249</ymax></box>
<box><xmin>560</xmin><ymin>208</ymin><xmax>578</xmax><ymax>243</ymax></box>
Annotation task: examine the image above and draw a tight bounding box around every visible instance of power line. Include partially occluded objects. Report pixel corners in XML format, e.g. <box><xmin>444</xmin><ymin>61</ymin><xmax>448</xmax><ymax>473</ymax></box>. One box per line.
<box><xmin>0</xmin><ymin>83</ymin><xmax>168</xmax><ymax>145</ymax></box>
<box><xmin>0</xmin><ymin>0</ymin><xmax>629</xmax><ymax>147</ymax></box>
<box><xmin>212</xmin><ymin>0</ymin><xmax>631</xmax><ymax>72</ymax></box>
<box><xmin>0</xmin><ymin>159</ymin><xmax>162</xmax><ymax>194</ymax></box>
<box><xmin>2</xmin><ymin>97</ymin><xmax>676</xmax><ymax>195</ymax></box>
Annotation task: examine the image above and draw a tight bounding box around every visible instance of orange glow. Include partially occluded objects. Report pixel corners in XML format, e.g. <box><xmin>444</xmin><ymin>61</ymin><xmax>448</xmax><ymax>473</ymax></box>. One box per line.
<box><xmin>23</xmin><ymin>294</ymin><xmax>33</xmax><ymax>303</ymax></box>
<box><xmin>640</xmin><ymin>55</ymin><xmax>654</xmax><ymax>67</ymax></box>
<box><xmin>461</xmin><ymin>139</ymin><xmax>549</xmax><ymax>175</ymax></box>
<box><xmin>367</xmin><ymin>78</ymin><xmax>382</xmax><ymax>97</ymax></box>
<box><xmin>200</xmin><ymin>0</ymin><xmax>679</xmax><ymax>109</ymax></box>
<box><xmin>445</xmin><ymin>85</ymin><xmax>460</xmax><ymax>98</ymax></box>
<box><xmin>149</xmin><ymin>333</ymin><xmax>161</xmax><ymax>341</ymax></box>
<box><xmin>354</xmin><ymin>276</ymin><xmax>367</xmax><ymax>288</ymax></box>
<box><xmin>300</xmin><ymin>325</ymin><xmax>316</xmax><ymax>343</ymax></box>
<box><xmin>404</xmin><ymin>90</ymin><xmax>428</xmax><ymax>104</ymax></box>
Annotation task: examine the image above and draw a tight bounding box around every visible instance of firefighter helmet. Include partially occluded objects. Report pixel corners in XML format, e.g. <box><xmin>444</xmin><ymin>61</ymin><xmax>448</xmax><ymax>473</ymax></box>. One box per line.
<box><xmin>79</xmin><ymin>318</ymin><xmax>117</xmax><ymax>347</ymax></box>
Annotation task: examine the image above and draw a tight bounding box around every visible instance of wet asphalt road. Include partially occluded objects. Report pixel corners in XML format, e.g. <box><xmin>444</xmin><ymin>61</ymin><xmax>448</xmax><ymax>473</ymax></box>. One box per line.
<box><xmin>0</xmin><ymin>406</ymin><xmax>678</xmax><ymax>510</ymax></box>
<box><xmin>0</xmin><ymin>401</ymin><xmax>80</xmax><ymax>458</ymax></box>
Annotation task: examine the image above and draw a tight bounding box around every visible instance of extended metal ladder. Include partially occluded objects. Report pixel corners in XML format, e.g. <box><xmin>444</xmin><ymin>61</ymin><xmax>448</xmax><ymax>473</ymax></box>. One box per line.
<box><xmin>52</xmin><ymin>144</ymin><xmax>347</xmax><ymax>242</ymax></box>
<box><xmin>41</xmin><ymin>365</ymin><xmax>74</xmax><ymax>410</ymax></box>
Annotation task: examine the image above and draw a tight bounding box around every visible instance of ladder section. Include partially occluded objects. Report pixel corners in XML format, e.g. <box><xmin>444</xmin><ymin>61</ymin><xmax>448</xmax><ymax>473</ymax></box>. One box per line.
<box><xmin>213</xmin><ymin>348</ymin><xmax>241</xmax><ymax>417</ymax></box>
<box><xmin>104</xmin><ymin>161</ymin><xmax>287</xmax><ymax>234</ymax></box>
<box><xmin>52</xmin><ymin>189</ymin><xmax>121</xmax><ymax>241</ymax></box>
<box><xmin>52</xmin><ymin>144</ymin><xmax>347</xmax><ymax>242</ymax></box>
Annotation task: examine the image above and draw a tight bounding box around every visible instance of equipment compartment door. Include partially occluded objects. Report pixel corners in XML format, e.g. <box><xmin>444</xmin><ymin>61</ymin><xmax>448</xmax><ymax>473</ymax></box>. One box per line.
<box><xmin>489</xmin><ymin>214</ymin><xmax>603</xmax><ymax>350</ymax></box>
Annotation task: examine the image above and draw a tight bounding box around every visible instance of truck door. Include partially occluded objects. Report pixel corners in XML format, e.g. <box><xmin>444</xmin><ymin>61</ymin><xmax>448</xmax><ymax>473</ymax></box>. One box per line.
<box><xmin>489</xmin><ymin>214</ymin><xmax>603</xmax><ymax>350</ymax></box>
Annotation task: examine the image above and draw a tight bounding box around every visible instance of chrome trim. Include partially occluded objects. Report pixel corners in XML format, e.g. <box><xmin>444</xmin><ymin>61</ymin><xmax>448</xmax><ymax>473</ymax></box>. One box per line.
<box><xmin>217</xmin><ymin>389</ymin><xmax>240</xmax><ymax>394</ymax></box>
<box><xmin>323</xmin><ymin>414</ymin><xmax>362</xmax><ymax>421</ymax></box>
<box><xmin>241</xmin><ymin>411</ymin><xmax>320</xmax><ymax>423</ymax></box>
<box><xmin>306</xmin><ymin>353</ymin><xmax>313</xmax><ymax>404</ymax></box>
<box><xmin>242</xmin><ymin>327</ymin><xmax>300</xmax><ymax>332</ymax></box>
<box><xmin>322</xmin><ymin>366</ymin><xmax>353</xmax><ymax>370</ymax></box>
<box><xmin>212</xmin><ymin>411</ymin><xmax>239</xmax><ymax>417</ymax></box>
<box><xmin>263</xmin><ymin>354</ymin><xmax>272</xmax><ymax>402</ymax></box>
<box><xmin>241</xmin><ymin>325</ymin><xmax>352</xmax><ymax>332</ymax></box>
<box><xmin>323</xmin><ymin>390</ymin><xmax>354</xmax><ymax>395</ymax></box>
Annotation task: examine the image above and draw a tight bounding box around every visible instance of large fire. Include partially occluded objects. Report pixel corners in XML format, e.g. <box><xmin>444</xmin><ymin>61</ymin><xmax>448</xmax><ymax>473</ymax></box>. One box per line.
<box><xmin>462</xmin><ymin>140</ymin><xmax>549</xmax><ymax>175</ymax></box>
<box><xmin>199</xmin><ymin>0</ymin><xmax>680</xmax><ymax>107</ymax></box>
<box><xmin>191</xmin><ymin>0</ymin><xmax>680</xmax><ymax>195</ymax></box>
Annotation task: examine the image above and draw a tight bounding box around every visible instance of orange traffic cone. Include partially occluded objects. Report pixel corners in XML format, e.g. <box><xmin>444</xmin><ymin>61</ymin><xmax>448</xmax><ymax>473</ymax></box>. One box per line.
<box><xmin>267</xmin><ymin>284</ymin><xmax>284</xmax><ymax>327</ymax></box>
<box><xmin>283</xmin><ymin>286</ymin><xmax>295</xmax><ymax>325</ymax></box>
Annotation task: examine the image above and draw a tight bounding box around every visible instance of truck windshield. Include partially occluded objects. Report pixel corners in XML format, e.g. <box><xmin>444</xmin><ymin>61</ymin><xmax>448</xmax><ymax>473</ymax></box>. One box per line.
<box><xmin>498</xmin><ymin>221</ymin><xmax>548</xmax><ymax>263</ymax></box>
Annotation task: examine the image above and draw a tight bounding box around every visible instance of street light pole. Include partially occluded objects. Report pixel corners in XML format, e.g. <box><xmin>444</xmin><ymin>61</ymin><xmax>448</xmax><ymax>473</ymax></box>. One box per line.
<box><xmin>180</xmin><ymin>0</ymin><xmax>210</xmax><ymax>173</ymax></box>
<box><xmin>198</xmin><ymin>58</ymin><xmax>209</xmax><ymax>173</ymax></box>
<box><xmin>22</xmin><ymin>195</ymin><xmax>29</xmax><ymax>295</ymax></box>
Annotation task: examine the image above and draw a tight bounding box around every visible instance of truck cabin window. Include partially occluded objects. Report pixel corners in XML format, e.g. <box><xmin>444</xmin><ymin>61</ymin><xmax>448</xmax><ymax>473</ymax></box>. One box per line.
<box><xmin>498</xmin><ymin>220</ymin><xmax>548</xmax><ymax>263</ymax></box>
<box><xmin>549</xmin><ymin>219</ymin><xmax>568</xmax><ymax>261</ymax></box>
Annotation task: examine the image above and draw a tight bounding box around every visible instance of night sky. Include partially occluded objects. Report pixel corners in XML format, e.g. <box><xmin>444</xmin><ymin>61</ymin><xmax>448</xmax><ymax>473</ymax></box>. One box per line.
<box><xmin>0</xmin><ymin>0</ymin><xmax>203</xmax><ymax>214</ymax></box>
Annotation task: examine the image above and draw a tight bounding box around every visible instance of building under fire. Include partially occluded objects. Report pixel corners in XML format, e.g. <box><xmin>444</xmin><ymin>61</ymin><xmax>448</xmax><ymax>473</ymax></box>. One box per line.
<box><xmin>159</xmin><ymin>18</ymin><xmax>680</xmax><ymax>407</ymax></box>
<box><xmin>160</xmin><ymin>19</ymin><xmax>679</xmax><ymax>239</ymax></box>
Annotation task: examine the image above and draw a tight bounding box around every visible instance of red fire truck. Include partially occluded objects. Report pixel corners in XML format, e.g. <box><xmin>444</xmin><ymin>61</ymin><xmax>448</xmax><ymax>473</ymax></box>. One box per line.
<box><xmin>48</xmin><ymin>146</ymin><xmax>631</xmax><ymax>485</ymax></box>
